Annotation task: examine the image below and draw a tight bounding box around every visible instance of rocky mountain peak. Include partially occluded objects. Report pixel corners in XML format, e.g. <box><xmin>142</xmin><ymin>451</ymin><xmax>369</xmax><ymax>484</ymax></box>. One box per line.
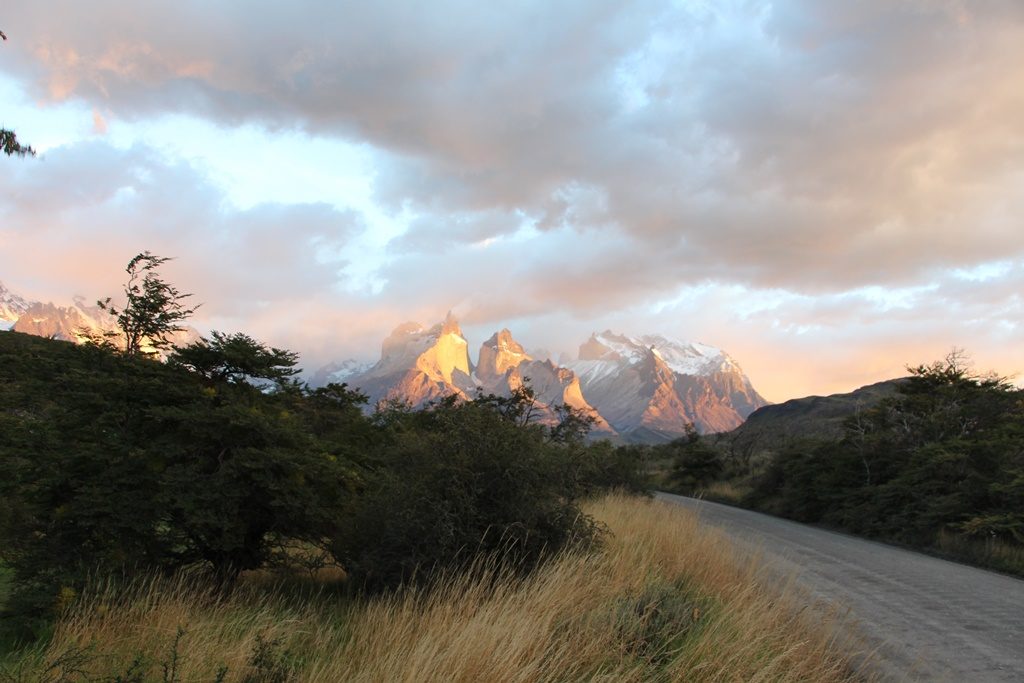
<box><xmin>348</xmin><ymin>313</ymin><xmax>475</xmax><ymax>409</ymax></box>
<box><xmin>0</xmin><ymin>281</ymin><xmax>34</xmax><ymax>330</ymax></box>
<box><xmin>477</xmin><ymin>328</ymin><xmax>532</xmax><ymax>381</ymax></box>
<box><xmin>439</xmin><ymin>310</ymin><xmax>462</xmax><ymax>336</ymax></box>
<box><xmin>317</xmin><ymin>322</ymin><xmax>767</xmax><ymax>442</ymax></box>
<box><xmin>568</xmin><ymin>329</ymin><xmax>769</xmax><ymax>440</ymax></box>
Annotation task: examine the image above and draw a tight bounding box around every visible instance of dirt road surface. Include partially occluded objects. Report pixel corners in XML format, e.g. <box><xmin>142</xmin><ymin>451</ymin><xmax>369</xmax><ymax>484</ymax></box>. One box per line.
<box><xmin>658</xmin><ymin>493</ymin><xmax>1024</xmax><ymax>681</ymax></box>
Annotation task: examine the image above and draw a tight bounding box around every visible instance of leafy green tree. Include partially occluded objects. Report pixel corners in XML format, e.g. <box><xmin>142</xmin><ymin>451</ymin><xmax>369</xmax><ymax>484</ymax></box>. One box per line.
<box><xmin>171</xmin><ymin>331</ymin><xmax>299</xmax><ymax>388</ymax></box>
<box><xmin>97</xmin><ymin>252</ymin><xmax>198</xmax><ymax>356</ymax></box>
<box><xmin>747</xmin><ymin>350</ymin><xmax>1024</xmax><ymax>573</ymax></box>
<box><xmin>549</xmin><ymin>402</ymin><xmax>597</xmax><ymax>445</ymax></box>
<box><xmin>0</xmin><ymin>332</ymin><xmax>360</xmax><ymax>626</ymax></box>
<box><xmin>333</xmin><ymin>391</ymin><xmax>603</xmax><ymax>591</ymax></box>
<box><xmin>669</xmin><ymin>424</ymin><xmax>723</xmax><ymax>493</ymax></box>
<box><xmin>148</xmin><ymin>385</ymin><xmax>357</xmax><ymax>583</ymax></box>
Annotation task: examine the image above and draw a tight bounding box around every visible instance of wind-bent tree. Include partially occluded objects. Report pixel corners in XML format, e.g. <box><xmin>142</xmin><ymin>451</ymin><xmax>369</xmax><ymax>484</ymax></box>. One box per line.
<box><xmin>171</xmin><ymin>330</ymin><xmax>300</xmax><ymax>388</ymax></box>
<box><xmin>98</xmin><ymin>252</ymin><xmax>198</xmax><ymax>356</ymax></box>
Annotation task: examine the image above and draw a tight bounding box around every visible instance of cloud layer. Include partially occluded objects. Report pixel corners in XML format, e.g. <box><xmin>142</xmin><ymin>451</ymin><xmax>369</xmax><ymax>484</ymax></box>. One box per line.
<box><xmin>2</xmin><ymin>1</ymin><xmax>1023</xmax><ymax>400</ymax></box>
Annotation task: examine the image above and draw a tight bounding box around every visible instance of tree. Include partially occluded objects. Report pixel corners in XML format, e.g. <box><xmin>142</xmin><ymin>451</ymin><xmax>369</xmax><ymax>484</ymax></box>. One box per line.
<box><xmin>747</xmin><ymin>349</ymin><xmax>1024</xmax><ymax>574</ymax></box>
<box><xmin>1</xmin><ymin>30</ymin><xmax>36</xmax><ymax>157</ymax></box>
<box><xmin>171</xmin><ymin>331</ymin><xmax>300</xmax><ymax>388</ymax></box>
<box><xmin>669</xmin><ymin>424</ymin><xmax>723</xmax><ymax>493</ymax></box>
<box><xmin>1</xmin><ymin>129</ymin><xmax>35</xmax><ymax>157</ymax></box>
<box><xmin>98</xmin><ymin>252</ymin><xmax>198</xmax><ymax>356</ymax></box>
<box><xmin>0</xmin><ymin>331</ymin><xmax>359</xmax><ymax>624</ymax></box>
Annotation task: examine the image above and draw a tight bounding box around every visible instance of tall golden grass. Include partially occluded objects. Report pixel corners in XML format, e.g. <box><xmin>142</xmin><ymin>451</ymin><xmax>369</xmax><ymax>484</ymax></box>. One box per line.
<box><xmin>3</xmin><ymin>494</ymin><xmax>868</xmax><ymax>682</ymax></box>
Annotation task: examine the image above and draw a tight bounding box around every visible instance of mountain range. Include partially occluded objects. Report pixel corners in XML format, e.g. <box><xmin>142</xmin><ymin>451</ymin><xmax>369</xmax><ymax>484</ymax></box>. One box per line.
<box><xmin>1</xmin><ymin>281</ymin><xmax>768</xmax><ymax>441</ymax></box>
<box><xmin>316</xmin><ymin>313</ymin><xmax>768</xmax><ymax>441</ymax></box>
<box><xmin>0</xmin><ymin>281</ymin><xmax>199</xmax><ymax>352</ymax></box>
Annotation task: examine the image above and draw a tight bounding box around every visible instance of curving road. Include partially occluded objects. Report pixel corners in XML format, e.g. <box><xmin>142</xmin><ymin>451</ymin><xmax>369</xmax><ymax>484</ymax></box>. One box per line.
<box><xmin>657</xmin><ymin>493</ymin><xmax>1024</xmax><ymax>682</ymax></box>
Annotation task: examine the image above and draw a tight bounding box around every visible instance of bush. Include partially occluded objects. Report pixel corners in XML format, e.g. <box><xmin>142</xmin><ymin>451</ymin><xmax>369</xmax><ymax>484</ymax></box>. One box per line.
<box><xmin>331</xmin><ymin>396</ymin><xmax>604</xmax><ymax>591</ymax></box>
<box><xmin>666</xmin><ymin>425</ymin><xmax>723</xmax><ymax>494</ymax></box>
<box><xmin>0</xmin><ymin>333</ymin><xmax>358</xmax><ymax>628</ymax></box>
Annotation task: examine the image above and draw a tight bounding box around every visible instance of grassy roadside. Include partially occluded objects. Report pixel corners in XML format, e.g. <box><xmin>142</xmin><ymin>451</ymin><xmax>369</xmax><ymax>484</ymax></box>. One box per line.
<box><xmin>672</xmin><ymin>478</ymin><xmax>1024</xmax><ymax>580</ymax></box>
<box><xmin>0</xmin><ymin>494</ymin><xmax>867</xmax><ymax>682</ymax></box>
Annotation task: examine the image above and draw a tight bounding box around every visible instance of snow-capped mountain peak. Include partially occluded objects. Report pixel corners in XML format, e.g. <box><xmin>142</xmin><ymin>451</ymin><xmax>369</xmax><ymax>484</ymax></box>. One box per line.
<box><xmin>0</xmin><ymin>281</ymin><xmax>33</xmax><ymax>331</ymax></box>
<box><xmin>567</xmin><ymin>329</ymin><xmax>767</xmax><ymax>439</ymax></box>
<box><xmin>309</xmin><ymin>358</ymin><xmax>374</xmax><ymax>387</ymax></box>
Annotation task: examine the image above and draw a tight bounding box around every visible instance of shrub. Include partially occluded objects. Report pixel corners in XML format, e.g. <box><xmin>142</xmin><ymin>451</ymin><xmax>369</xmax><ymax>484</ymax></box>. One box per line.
<box><xmin>332</xmin><ymin>396</ymin><xmax>603</xmax><ymax>591</ymax></box>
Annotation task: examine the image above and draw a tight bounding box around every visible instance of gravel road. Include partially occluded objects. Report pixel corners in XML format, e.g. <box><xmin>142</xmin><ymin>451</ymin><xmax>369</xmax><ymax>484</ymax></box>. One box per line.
<box><xmin>657</xmin><ymin>493</ymin><xmax>1024</xmax><ymax>682</ymax></box>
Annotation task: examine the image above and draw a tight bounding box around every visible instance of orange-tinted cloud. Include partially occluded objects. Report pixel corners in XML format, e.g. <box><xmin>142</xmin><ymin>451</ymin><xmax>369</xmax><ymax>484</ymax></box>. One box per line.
<box><xmin>2</xmin><ymin>2</ymin><xmax>1024</xmax><ymax>398</ymax></box>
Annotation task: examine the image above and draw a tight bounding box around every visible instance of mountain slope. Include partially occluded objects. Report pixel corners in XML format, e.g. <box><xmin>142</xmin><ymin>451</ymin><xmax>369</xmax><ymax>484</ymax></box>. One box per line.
<box><xmin>2</xmin><ymin>283</ymin><xmax>200</xmax><ymax>354</ymax></box>
<box><xmin>12</xmin><ymin>297</ymin><xmax>114</xmax><ymax>342</ymax></box>
<box><xmin>0</xmin><ymin>281</ymin><xmax>33</xmax><ymax>331</ymax></box>
<box><xmin>726</xmin><ymin>379</ymin><xmax>903</xmax><ymax>444</ymax></box>
<box><xmin>344</xmin><ymin>312</ymin><xmax>476</xmax><ymax>409</ymax></box>
<box><xmin>475</xmin><ymin>329</ymin><xmax>615</xmax><ymax>436</ymax></box>
<box><xmin>568</xmin><ymin>331</ymin><xmax>767</xmax><ymax>440</ymax></box>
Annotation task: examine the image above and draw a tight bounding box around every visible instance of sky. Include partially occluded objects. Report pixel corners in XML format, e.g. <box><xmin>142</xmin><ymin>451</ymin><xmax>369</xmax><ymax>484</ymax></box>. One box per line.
<box><xmin>1</xmin><ymin>0</ymin><xmax>1023</xmax><ymax>402</ymax></box>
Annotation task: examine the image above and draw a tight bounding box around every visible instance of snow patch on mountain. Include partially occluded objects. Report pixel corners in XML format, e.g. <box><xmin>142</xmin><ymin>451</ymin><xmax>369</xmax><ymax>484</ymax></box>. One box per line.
<box><xmin>567</xmin><ymin>330</ymin><xmax>768</xmax><ymax>438</ymax></box>
<box><xmin>0</xmin><ymin>281</ymin><xmax>33</xmax><ymax>330</ymax></box>
<box><xmin>310</xmin><ymin>358</ymin><xmax>374</xmax><ymax>387</ymax></box>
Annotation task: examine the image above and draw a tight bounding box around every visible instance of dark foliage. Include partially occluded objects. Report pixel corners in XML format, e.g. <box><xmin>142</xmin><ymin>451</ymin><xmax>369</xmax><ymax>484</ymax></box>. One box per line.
<box><xmin>746</xmin><ymin>351</ymin><xmax>1024</xmax><ymax>570</ymax></box>
<box><xmin>94</xmin><ymin>252</ymin><xmax>198</xmax><ymax>356</ymax></box>
<box><xmin>170</xmin><ymin>332</ymin><xmax>299</xmax><ymax>388</ymax></box>
<box><xmin>0</xmin><ymin>33</ymin><xmax>35</xmax><ymax>159</ymax></box>
<box><xmin>0</xmin><ymin>328</ymin><xmax>647</xmax><ymax>634</ymax></box>
<box><xmin>666</xmin><ymin>424</ymin><xmax>724</xmax><ymax>493</ymax></box>
<box><xmin>0</xmin><ymin>333</ymin><xmax>356</xmax><ymax>630</ymax></box>
<box><xmin>0</xmin><ymin>129</ymin><xmax>34</xmax><ymax>158</ymax></box>
<box><xmin>330</xmin><ymin>391</ymin><xmax>607</xmax><ymax>592</ymax></box>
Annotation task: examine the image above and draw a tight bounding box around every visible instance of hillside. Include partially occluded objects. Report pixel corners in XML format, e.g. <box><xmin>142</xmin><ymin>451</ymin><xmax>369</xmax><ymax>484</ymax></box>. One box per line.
<box><xmin>0</xmin><ymin>329</ymin><xmax>645</xmax><ymax>628</ymax></box>
<box><xmin>668</xmin><ymin>356</ymin><xmax>1024</xmax><ymax>578</ymax></box>
<box><xmin>721</xmin><ymin>379</ymin><xmax>902</xmax><ymax>448</ymax></box>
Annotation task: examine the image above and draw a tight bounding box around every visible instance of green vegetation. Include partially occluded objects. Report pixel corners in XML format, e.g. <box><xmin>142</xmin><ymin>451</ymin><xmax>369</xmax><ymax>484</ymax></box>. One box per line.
<box><xmin>0</xmin><ymin>129</ymin><xmax>34</xmax><ymax>158</ymax></box>
<box><xmin>0</xmin><ymin>252</ymin><xmax>652</xmax><ymax>647</ymax></box>
<box><xmin>92</xmin><ymin>251</ymin><xmax>199</xmax><ymax>355</ymax></box>
<box><xmin>659</xmin><ymin>351</ymin><xmax>1024</xmax><ymax>576</ymax></box>
<box><xmin>0</xmin><ymin>329</ymin><xmax>650</xmax><ymax>637</ymax></box>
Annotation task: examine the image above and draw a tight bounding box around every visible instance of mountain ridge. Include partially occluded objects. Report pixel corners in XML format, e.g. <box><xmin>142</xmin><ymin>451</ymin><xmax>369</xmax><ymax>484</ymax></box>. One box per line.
<box><xmin>320</xmin><ymin>318</ymin><xmax>769</xmax><ymax>441</ymax></box>
<box><xmin>1</xmin><ymin>278</ymin><xmax>769</xmax><ymax>442</ymax></box>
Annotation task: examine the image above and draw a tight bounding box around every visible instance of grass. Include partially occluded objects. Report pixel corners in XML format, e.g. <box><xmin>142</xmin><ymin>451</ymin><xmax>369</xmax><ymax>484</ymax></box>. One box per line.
<box><xmin>694</xmin><ymin>480</ymin><xmax>750</xmax><ymax>506</ymax></box>
<box><xmin>935</xmin><ymin>528</ymin><xmax>1024</xmax><ymax>578</ymax></box>
<box><xmin>0</xmin><ymin>494</ymin><xmax>868</xmax><ymax>682</ymax></box>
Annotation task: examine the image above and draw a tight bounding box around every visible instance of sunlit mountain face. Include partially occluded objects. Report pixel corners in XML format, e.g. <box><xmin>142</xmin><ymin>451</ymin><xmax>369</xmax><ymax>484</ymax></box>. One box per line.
<box><xmin>1</xmin><ymin>281</ymin><xmax>764</xmax><ymax>440</ymax></box>
<box><xmin>312</xmin><ymin>315</ymin><xmax>766</xmax><ymax>441</ymax></box>
<box><xmin>3</xmin><ymin>2</ymin><xmax>1024</xmax><ymax>402</ymax></box>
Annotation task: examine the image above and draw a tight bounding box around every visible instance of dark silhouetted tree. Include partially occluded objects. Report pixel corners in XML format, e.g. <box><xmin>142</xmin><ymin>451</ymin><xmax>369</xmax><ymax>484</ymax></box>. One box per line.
<box><xmin>97</xmin><ymin>252</ymin><xmax>198</xmax><ymax>356</ymax></box>
<box><xmin>171</xmin><ymin>331</ymin><xmax>300</xmax><ymax>388</ymax></box>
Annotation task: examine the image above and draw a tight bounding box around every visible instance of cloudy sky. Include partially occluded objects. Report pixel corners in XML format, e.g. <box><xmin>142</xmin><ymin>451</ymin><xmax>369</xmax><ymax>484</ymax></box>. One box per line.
<box><xmin>2</xmin><ymin>1</ymin><xmax>1023</xmax><ymax>401</ymax></box>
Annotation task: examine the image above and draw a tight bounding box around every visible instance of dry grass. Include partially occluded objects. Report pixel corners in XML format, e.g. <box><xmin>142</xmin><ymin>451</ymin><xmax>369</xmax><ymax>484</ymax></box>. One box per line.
<box><xmin>3</xmin><ymin>494</ymin><xmax>867</xmax><ymax>682</ymax></box>
<box><xmin>696</xmin><ymin>481</ymin><xmax>750</xmax><ymax>505</ymax></box>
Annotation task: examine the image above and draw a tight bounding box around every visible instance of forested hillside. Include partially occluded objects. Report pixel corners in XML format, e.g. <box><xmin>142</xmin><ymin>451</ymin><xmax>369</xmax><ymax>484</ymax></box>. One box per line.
<box><xmin>663</xmin><ymin>352</ymin><xmax>1024</xmax><ymax>576</ymax></box>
